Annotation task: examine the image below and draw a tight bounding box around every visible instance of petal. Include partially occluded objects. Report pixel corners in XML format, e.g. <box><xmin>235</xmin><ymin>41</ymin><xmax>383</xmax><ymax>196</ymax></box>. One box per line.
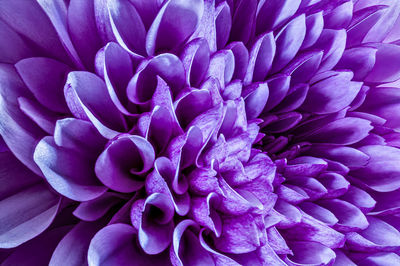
<box><xmin>67</xmin><ymin>0</ymin><xmax>102</xmax><ymax>70</ymax></box>
<box><xmin>304</xmin><ymin>117</ymin><xmax>372</xmax><ymax>145</ymax></box>
<box><xmin>244</xmin><ymin>32</ymin><xmax>276</xmax><ymax>84</ymax></box>
<box><xmin>324</xmin><ymin>0</ymin><xmax>353</xmax><ymax>29</ymax></box>
<box><xmin>243</xmin><ymin>82</ymin><xmax>269</xmax><ymax>120</ymax></box>
<box><xmin>263</xmin><ymin>74</ymin><xmax>291</xmax><ymax>111</ymax></box>
<box><xmin>95</xmin><ymin>135</ymin><xmax>155</xmax><ymax>193</ymax></box>
<box><xmin>272</xmin><ymin>83</ymin><xmax>310</xmax><ymax>113</ymax></box>
<box><xmin>305</xmin><ymin>145</ymin><xmax>369</xmax><ymax>169</ymax></box>
<box><xmin>49</xmin><ymin>222</ymin><xmax>104</xmax><ymax>266</ymax></box>
<box><xmin>88</xmin><ymin>224</ymin><xmax>166</xmax><ymax>266</ymax></box>
<box><xmin>351</xmin><ymin>145</ymin><xmax>400</xmax><ymax>192</ymax></box>
<box><xmin>0</xmin><ymin>182</ymin><xmax>60</xmax><ymax>248</ymax></box>
<box><xmin>301</xmin><ymin>11</ymin><xmax>324</xmax><ymax>49</ymax></box>
<box><xmin>0</xmin><ymin>65</ymin><xmax>45</xmax><ymax>175</ymax></box>
<box><xmin>335</xmin><ymin>46</ymin><xmax>377</xmax><ymax>81</ymax></box>
<box><xmin>285</xmin><ymin>51</ymin><xmax>323</xmax><ymax>84</ymax></box>
<box><xmin>73</xmin><ymin>192</ymin><xmax>124</xmax><ymax>222</ymax></box>
<box><xmin>146</xmin><ymin>0</ymin><xmax>204</xmax><ymax>55</ymax></box>
<box><xmin>215</xmin><ymin>1</ymin><xmax>232</xmax><ymax>49</ymax></box>
<box><xmin>108</xmin><ymin>0</ymin><xmax>146</xmax><ymax>55</ymax></box>
<box><xmin>127</xmin><ymin>53</ymin><xmax>185</xmax><ymax>104</ymax></box>
<box><xmin>227</xmin><ymin>41</ymin><xmax>249</xmax><ymax>80</ymax></box>
<box><xmin>180</xmin><ymin>38</ymin><xmax>210</xmax><ymax>87</ymax></box>
<box><xmin>138</xmin><ymin>193</ymin><xmax>174</xmax><ymax>254</ymax></box>
<box><xmin>340</xmin><ymin>185</ymin><xmax>376</xmax><ymax>213</ymax></box>
<box><xmin>213</xmin><ymin>214</ymin><xmax>261</xmax><ymax>254</ymax></box>
<box><xmin>286</xmin><ymin>241</ymin><xmax>336</xmax><ymax>266</ymax></box>
<box><xmin>36</xmin><ymin>0</ymin><xmax>84</xmax><ymax>69</ymax></box>
<box><xmin>102</xmin><ymin>42</ymin><xmax>136</xmax><ymax>115</ymax></box>
<box><xmin>319</xmin><ymin>199</ymin><xmax>369</xmax><ymax>232</ymax></box>
<box><xmin>229</xmin><ymin>0</ymin><xmax>257</xmax><ymax>44</ymax></box>
<box><xmin>0</xmin><ymin>0</ymin><xmax>68</xmax><ymax>62</ymax></box>
<box><xmin>358</xmin><ymin>252</ymin><xmax>400</xmax><ymax>266</ymax></box>
<box><xmin>15</xmin><ymin>57</ymin><xmax>71</xmax><ymax>113</ymax></box>
<box><xmin>64</xmin><ymin>71</ymin><xmax>126</xmax><ymax>138</ymax></box>
<box><xmin>301</xmin><ymin>71</ymin><xmax>362</xmax><ymax>114</ymax></box>
<box><xmin>34</xmin><ymin>136</ymin><xmax>107</xmax><ymax>201</ymax></box>
<box><xmin>171</xmin><ymin>220</ymin><xmax>214</xmax><ymax>266</ymax></box>
<box><xmin>271</xmin><ymin>14</ymin><xmax>306</xmax><ymax>73</ymax></box>
<box><xmin>2</xmin><ymin>227</ymin><xmax>69</xmax><ymax>266</ymax></box>
<box><xmin>206</xmin><ymin>49</ymin><xmax>235</xmax><ymax>87</ymax></box>
<box><xmin>364</xmin><ymin>43</ymin><xmax>400</xmax><ymax>84</ymax></box>
<box><xmin>256</xmin><ymin>0</ymin><xmax>301</xmax><ymax>33</ymax></box>
<box><xmin>312</xmin><ymin>29</ymin><xmax>347</xmax><ymax>72</ymax></box>
<box><xmin>0</xmin><ymin>20</ymin><xmax>33</xmax><ymax>64</ymax></box>
<box><xmin>281</xmin><ymin>213</ymin><xmax>345</xmax><ymax>248</ymax></box>
<box><xmin>129</xmin><ymin>0</ymin><xmax>164</xmax><ymax>30</ymax></box>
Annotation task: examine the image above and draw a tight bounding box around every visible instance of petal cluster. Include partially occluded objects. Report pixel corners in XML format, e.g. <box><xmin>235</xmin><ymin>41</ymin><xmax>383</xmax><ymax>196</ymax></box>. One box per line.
<box><xmin>1</xmin><ymin>0</ymin><xmax>400</xmax><ymax>265</ymax></box>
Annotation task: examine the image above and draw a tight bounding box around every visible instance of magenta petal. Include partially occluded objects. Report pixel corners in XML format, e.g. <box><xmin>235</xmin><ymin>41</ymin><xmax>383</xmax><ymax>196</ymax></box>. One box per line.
<box><xmin>64</xmin><ymin>71</ymin><xmax>126</xmax><ymax>138</ymax></box>
<box><xmin>88</xmin><ymin>223</ymin><xmax>166</xmax><ymax>265</ymax></box>
<box><xmin>256</xmin><ymin>0</ymin><xmax>301</xmax><ymax>33</ymax></box>
<box><xmin>2</xmin><ymin>227</ymin><xmax>70</xmax><ymax>266</ymax></box>
<box><xmin>0</xmin><ymin>0</ymin><xmax>68</xmax><ymax>62</ymax></box>
<box><xmin>301</xmin><ymin>70</ymin><xmax>362</xmax><ymax>114</ymax></box>
<box><xmin>312</xmin><ymin>29</ymin><xmax>347</xmax><ymax>72</ymax></box>
<box><xmin>67</xmin><ymin>0</ymin><xmax>102</xmax><ymax>70</ymax></box>
<box><xmin>36</xmin><ymin>0</ymin><xmax>84</xmax><ymax>69</ymax></box>
<box><xmin>15</xmin><ymin>57</ymin><xmax>71</xmax><ymax>113</ymax></box>
<box><xmin>180</xmin><ymin>38</ymin><xmax>210</xmax><ymax>87</ymax></box>
<box><xmin>286</xmin><ymin>241</ymin><xmax>336</xmax><ymax>266</ymax></box>
<box><xmin>243</xmin><ymin>82</ymin><xmax>269</xmax><ymax>120</ymax></box>
<box><xmin>0</xmin><ymin>65</ymin><xmax>45</xmax><ymax>175</ymax></box>
<box><xmin>108</xmin><ymin>0</ymin><xmax>146</xmax><ymax>55</ymax></box>
<box><xmin>102</xmin><ymin>42</ymin><xmax>136</xmax><ymax>115</ymax></box>
<box><xmin>215</xmin><ymin>1</ymin><xmax>232</xmax><ymax>49</ymax></box>
<box><xmin>0</xmin><ymin>20</ymin><xmax>33</xmax><ymax>64</ymax></box>
<box><xmin>171</xmin><ymin>220</ymin><xmax>214</xmax><ymax>266</ymax></box>
<box><xmin>138</xmin><ymin>193</ymin><xmax>174</xmax><ymax>254</ymax></box>
<box><xmin>34</xmin><ymin>136</ymin><xmax>107</xmax><ymax>201</ymax></box>
<box><xmin>335</xmin><ymin>46</ymin><xmax>377</xmax><ymax>81</ymax></box>
<box><xmin>229</xmin><ymin>0</ymin><xmax>257</xmax><ymax>44</ymax></box>
<box><xmin>271</xmin><ymin>14</ymin><xmax>306</xmax><ymax>73</ymax></box>
<box><xmin>0</xmin><ymin>182</ymin><xmax>60</xmax><ymax>248</ymax></box>
<box><xmin>245</xmin><ymin>32</ymin><xmax>276</xmax><ymax>83</ymax></box>
<box><xmin>351</xmin><ymin>145</ymin><xmax>400</xmax><ymax>192</ymax></box>
<box><xmin>73</xmin><ymin>192</ymin><xmax>124</xmax><ymax>222</ymax></box>
<box><xmin>95</xmin><ymin>135</ymin><xmax>155</xmax><ymax>193</ymax></box>
<box><xmin>319</xmin><ymin>199</ymin><xmax>369</xmax><ymax>232</ymax></box>
<box><xmin>364</xmin><ymin>43</ymin><xmax>400</xmax><ymax>84</ymax></box>
<box><xmin>301</xmin><ymin>11</ymin><xmax>324</xmax><ymax>49</ymax></box>
<box><xmin>304</xmin><ymin>117</ymin><xmax>372</xmax><ymax>145</ymax></box>
<box><xmin>146</xmin><ymin>0</ymin><xmax>204</xmax><ymax>55</ymax></box>
<box><xmin>49</xmin><ymin>222</ymin><xmax>103</xmax><ymax>266</ymax></box>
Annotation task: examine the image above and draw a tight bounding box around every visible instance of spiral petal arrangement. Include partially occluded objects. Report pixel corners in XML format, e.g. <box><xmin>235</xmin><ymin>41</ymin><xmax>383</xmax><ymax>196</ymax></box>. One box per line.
<box><xmin>1</xmin><ymin>0</ymin><xmax>400</xmax><ymax>265</ymax></box>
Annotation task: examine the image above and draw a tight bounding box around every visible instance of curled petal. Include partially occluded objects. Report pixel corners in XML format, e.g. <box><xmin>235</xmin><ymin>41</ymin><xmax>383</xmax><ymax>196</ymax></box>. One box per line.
<box><xmin>34</xmin><ymin>136</ymin><xmax>107</xmax><ymax>201</ymax></box>
<box><xmin>64</xmin><ymin>71</ymin><xmax>126</xmax><ymax>138</ymax></box>
<box><xmin>335</xmin><ymin>46</ymin><xmax>377</xmax><ymax>81</ymax></box>
<box><xmin>108</xmin><ymin>0</ymin><xmax>146</xmax><ymax>56</ymax></box>
<box><xmin>0</xmin><ymin>20</ymin><xmax>33</xmax><ymax>63</ymax></box>
<box><xmin>229</xmin><ymin>0</ymin><xmax>257</xmax><ymax>44</ymax></box>
<box><xmin>171</xmin><ymin>220</ymin><xmax>214</xmax><ymax>266</ymax></box>
<box><xmin>88</xmin><ymin>224</ymin><xmax>166</xmax><ymax>266</ymax></box>
<box><xmin>215</xmin><ymin>1</ymin><xmax>232</xmax><ymax>49</ymax></box>
<box><xmin>95</xmin><ymin>135</ymin><xmax>155</xmax><ymax>193</ymax></box>
<box><xmin>180</xmin><ymin>38</ymin><xmax>210</xmax><ymax>87</ymax></box>
<box><xmin>138</xmin><ymin>193</ymin><xmax>175</xmax><ymax>254</ymax></box>
<box><xmin>365</xmin><ymin>43</ymin><xmax>400</xmax><ymax>84</ymax></box>
<box><xmin>301</xmin><ymin>11</ymin><xmax>324</xmax><ymax>49</ymax></box>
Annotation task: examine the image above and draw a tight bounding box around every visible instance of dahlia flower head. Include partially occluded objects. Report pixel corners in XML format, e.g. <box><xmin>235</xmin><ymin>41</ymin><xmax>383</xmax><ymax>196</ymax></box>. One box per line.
<box><xmin>2</xmin><ymin>0</ymin><xmax>400</xmax><ymax>265</ymax></box>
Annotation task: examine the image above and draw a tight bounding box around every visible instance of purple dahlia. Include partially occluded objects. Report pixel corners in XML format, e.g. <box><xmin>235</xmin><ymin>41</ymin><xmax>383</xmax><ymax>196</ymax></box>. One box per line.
<box><xmin>1</xmin><ymin>0</ymin><xmax>400</xmax><ymax>265</ymax></box>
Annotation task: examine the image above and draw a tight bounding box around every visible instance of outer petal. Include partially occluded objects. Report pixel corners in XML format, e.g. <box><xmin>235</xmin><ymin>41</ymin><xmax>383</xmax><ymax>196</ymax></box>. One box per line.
<box><xmin>146</xmin><ymin>0</ymin><xmax>204</xmax><ymax>55</ymax></box>
<box><xmin>15</xmin><ymin>57</ymin><xmax>71</xmax><ymax>113</ymax></box>
<box><xmin>0</xmin><ymin>20</ymin><xmax>33</xmax><ymax>63</ymax></box>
